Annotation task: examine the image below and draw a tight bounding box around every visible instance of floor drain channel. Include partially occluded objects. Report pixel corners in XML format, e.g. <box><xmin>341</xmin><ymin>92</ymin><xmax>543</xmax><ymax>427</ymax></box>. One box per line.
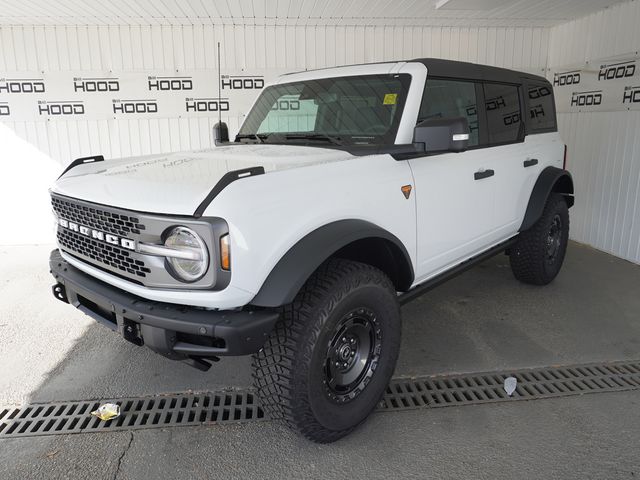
<box><xmin>2</xmin><ymin>360</ymin><xmax>639</xmax><ymax>438</ymax></box>
<box><xmin>381</xmin><ymin>360</ymin><xmax>640</xmax><ymax>411</ymax></box>
<box><xmin>0</xmin><ymin>390</ymin><xmax>264</xmax><ymax>439</ymax></box>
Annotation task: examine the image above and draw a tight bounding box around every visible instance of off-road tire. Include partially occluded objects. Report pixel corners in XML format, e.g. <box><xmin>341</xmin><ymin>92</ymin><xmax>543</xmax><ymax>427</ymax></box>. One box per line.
<box><xmin>252</xmin><ymin>258</ymin><xmax>401</xmax><ymax>443</ymax></box>
<box><xmin>510</xmin><ymin>193</ymin><xmax>570</xmax><ymax>285</ymax></box>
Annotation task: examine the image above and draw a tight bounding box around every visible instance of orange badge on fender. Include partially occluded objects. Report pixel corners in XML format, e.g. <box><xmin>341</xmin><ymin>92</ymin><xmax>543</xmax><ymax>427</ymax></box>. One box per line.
<box><xmin>401</xmin><ymin>185</ymin><xmax>412</xmax><ymax>199</ymax></box>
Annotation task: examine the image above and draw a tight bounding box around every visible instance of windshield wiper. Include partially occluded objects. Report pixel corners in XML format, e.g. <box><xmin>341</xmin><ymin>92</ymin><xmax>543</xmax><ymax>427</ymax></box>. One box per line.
<box><xmin>235</xmin><ymin>133</ymin><xmax>268</xmax><ymax>143</ymax></box>
<box><xmin>284</xmin><ymin>133</ymin><xmax>343</xmax><ymax>146</ymax></box>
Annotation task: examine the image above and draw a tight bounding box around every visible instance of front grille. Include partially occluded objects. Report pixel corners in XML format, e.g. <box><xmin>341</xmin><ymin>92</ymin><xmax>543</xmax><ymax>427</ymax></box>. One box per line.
<box><xmin>57</xmin><ymin>228</ymin><xmax>151</xmax><ymax>278</ymax></box>
<box><xmin>52</xmin><ymin>195</ymin><xmax>151</xmax><ymax>282</ymax></box>
<box><xmin>50</xmin><ymin>193</ymin><xmax>221</xmax><ymax>289</ymax></box>
<box><xmin>52</xmin><ymin>196</ymin><xmax>146</xmax><ymax>237</ymax></box>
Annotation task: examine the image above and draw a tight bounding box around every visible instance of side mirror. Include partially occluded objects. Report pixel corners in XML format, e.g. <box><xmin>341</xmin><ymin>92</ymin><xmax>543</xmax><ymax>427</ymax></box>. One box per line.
<box><xmin>413</xmin><ymin>117</ymin><xmax>470</xmax><ymax>153</ymax></box>
<box><xmin>213</xmin><ymin>122</ymin><xmax>229</xmax><ymax>145</ymax></box>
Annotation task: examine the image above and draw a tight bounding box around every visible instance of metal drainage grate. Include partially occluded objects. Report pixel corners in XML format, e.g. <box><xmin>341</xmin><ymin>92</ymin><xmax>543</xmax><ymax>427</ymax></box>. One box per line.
<box><xmin>0</xmin><ymin>390</ymin><xmax>263</xmax><ymax>439</ymax></box>
<box><xmin>381</xmin><ymin>360</ymin><xmax>640</xmax><ymax>411</ymax></box>
<box><xmin>2</xmin><ymin>361</ymin><xmax>639</xmax><ymax>438</ymax></box>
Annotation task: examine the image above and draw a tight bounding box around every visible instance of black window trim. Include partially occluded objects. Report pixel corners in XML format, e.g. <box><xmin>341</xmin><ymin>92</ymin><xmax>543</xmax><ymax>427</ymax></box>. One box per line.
<box><xmin>410</xmin><ymin>75</ymin><xmax>527</xmax><ymax>157</ymax></box>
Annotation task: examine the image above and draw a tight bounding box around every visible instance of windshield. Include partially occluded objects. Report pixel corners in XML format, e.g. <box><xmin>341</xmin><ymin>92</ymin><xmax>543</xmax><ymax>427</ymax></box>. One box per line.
<box><xmin>237</xmin><ymin>74</ymin><xmax>411</xmax><ymax>146</ymax></box>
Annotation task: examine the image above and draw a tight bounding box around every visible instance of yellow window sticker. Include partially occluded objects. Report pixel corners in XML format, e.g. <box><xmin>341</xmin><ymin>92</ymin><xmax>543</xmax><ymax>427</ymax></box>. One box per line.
<box><xmin>383</xmin><ymin>93</ymin><xmax>398</xmax><ymax>105</ymax></box>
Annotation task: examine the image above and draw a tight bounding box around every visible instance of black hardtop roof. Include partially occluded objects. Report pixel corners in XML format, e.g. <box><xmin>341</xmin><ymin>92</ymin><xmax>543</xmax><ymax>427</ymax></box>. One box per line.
<box><xmin>412</xmin><ymin>58</ymin><xmax>549</xmax><ymax>85</ymax></box>
<box><xmin>279</xmin><ymin>58</ymin><xmax>550</xmax><ymax>85</ymax></box>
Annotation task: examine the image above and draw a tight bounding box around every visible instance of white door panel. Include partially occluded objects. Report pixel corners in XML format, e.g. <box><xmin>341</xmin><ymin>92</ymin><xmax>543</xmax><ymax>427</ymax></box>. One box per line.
<box><xmin>490</xmin><ymin>141</ymin><xmax>530</xmax><ymax>235</ymax></box>
<box><xmin>409</xmin><ymin>150</ymin><xmax>497</xmax><ymax>281</ymax></box>
<box><xmin>492</xmin><ymin>133</ymin><xmax>565</xmax><ymax>238</ymax></box>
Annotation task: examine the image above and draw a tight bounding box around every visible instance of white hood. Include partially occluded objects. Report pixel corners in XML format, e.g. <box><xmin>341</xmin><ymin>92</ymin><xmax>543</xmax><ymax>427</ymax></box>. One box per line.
<box><xmin>52</xmin><ymin>144</ymin><xmax>353</xmax><ymax>215</ymax></box>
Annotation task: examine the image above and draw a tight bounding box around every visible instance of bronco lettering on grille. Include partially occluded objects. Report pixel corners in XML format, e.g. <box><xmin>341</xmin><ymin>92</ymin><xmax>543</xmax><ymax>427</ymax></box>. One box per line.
<box><xmin>58</xmin><ymin>218</ymin><xmax>136</xmax><ymax>250</ymax></box>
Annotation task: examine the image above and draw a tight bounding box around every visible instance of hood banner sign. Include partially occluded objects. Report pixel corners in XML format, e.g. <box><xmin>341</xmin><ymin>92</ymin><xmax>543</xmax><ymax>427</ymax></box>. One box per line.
<box><xmin>551</xmin><ymin>54</ymin><xmax>640</xmax><ymax>113</ymax></box>
<box><xmin>0</xmin><ymin>70</ymin><xmax>284</xmax><ymax>122</ymax></box>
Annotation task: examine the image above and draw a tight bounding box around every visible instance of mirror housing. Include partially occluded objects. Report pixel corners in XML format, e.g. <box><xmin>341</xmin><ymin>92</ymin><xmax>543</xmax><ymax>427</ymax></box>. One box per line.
<box><xmin>213</xmin><ymin>122</ymin><xmax>229</xmax><ymax>145</ymax></box>
<box><xmin>413</xmin><ymin>117</ymin><xmax>470</xmax><ymax>153</ymax></box>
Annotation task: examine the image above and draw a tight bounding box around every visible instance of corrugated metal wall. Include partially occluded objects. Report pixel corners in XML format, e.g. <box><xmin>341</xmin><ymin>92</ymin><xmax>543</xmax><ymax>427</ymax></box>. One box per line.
<box><xmin>549</xmin><ymin>0</ymin><xmax>640</xmax><ymax>264</ymax></box>
<box><xmin>2</xmin><ymin>11</ymin><xmax>638</xmax><ymax>263</ymax></box>
<box><xmin>0</xmin><ymin>23</ymin><xmax>549</xmax><ymax>164</ymax></box>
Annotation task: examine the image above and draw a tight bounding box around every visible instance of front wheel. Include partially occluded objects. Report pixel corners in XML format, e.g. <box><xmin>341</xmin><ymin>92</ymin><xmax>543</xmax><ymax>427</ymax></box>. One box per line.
<box><xmin>252</xmin><ymin>259</ymin><xmax>401</xmax><ymax>443</ymax></box>
<box><xmin>510</xmin><ymin>193</ymin><xmax>570</xmax><ymax>285</ymax></box>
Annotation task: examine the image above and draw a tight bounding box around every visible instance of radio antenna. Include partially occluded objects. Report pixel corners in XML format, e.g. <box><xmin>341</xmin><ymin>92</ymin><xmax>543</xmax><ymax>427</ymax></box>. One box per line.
<box><xmin>217</xmin><ymin>41</ymin><xmax>222</xmax><ymax>128</ymax></box>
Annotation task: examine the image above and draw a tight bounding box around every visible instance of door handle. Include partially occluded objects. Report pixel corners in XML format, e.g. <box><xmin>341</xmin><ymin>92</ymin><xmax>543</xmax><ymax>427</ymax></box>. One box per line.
<box><xmin>523</xmin><ymin>158</ymin><xmax>539</xmax><ymax>168</ymax></box>
<box><xmin>474</xmin><ymin>169</ymin><xmax>495</xmax><ymax>180</ymax></box>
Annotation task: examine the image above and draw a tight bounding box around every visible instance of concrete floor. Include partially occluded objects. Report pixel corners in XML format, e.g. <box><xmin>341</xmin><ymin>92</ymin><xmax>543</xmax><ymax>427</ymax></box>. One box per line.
<box><xmin>1</xmin><ymin>241</ymin><xmax>639</xmax><ymax>479</ymax></box>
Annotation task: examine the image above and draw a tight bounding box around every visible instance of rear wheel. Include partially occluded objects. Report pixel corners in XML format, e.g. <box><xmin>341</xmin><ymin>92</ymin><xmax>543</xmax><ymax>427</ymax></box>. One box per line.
<box><xmin>252</xmin><ymin>258</ymin><xmax>401</xmax><ymax>443</ymax></box>
<box><xmin>510</xmin><ymin>193</ymin><xmax>570</xmax><ymax>285</ymax></box>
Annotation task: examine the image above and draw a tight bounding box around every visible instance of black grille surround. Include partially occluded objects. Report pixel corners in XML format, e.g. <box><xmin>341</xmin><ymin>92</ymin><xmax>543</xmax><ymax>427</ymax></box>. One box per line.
<box><xmin>50</xmin><ymin>194</ymin><xmax>228</xmax><ymax>290</ymax></box>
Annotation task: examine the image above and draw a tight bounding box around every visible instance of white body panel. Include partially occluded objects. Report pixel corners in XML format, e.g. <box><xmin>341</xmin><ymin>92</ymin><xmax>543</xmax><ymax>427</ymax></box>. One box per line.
<box><xmin>493</xmin><ymin>132</ymin><xmax>565</xmax><ymax>234</ymax></box>
<box><xmin>409</xmin><ymin>147</ymin><xmax>498</xmax><ymax>280</ymax></box>
<box><xmin>52</xmin><ymin>145</ymin><xmax>354</xmax><ymax>215</ymax></box>
<box><xmin>204</xmin><ymin>154</ymin><xmax>416</xmax><ymax>300</ymax></box>
<box><xmin>410</xmin><ymin>132</ymin><xmax>564</xmax><ymax>284</ymax></box>
<box><xmin>51</xmin><ymin>61</ymin><xmax>565</xmax><ymax>310</ymax></box>
<box><xmin>57</xmin><ymin>152</ymin><xmax>416</xmax><ymax>309</ymax></box>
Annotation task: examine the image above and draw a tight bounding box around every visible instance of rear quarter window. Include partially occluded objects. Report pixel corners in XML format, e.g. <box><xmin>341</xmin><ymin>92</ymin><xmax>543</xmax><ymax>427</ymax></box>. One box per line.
<box><xmin>526</xmin><ymin>82</ymin><xmax>557</xmax><ymax>133</ymax></box>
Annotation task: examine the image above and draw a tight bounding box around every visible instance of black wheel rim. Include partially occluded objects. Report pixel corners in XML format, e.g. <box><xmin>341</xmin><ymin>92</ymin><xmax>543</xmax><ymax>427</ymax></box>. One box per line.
<box><xmin>546</xmin><ymin>214</ymin><xmax>563</xmax><ymax>263</ymax></box>
<box><xmin>323</xmin><ymin>308</ymin><xmax>382</xmax><ymax>403</ymax></box>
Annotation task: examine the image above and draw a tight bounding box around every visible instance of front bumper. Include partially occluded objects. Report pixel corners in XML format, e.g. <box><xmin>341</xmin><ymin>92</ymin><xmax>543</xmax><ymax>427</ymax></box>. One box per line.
<box><xmin>49</xmin><ymin>249</ymin><xmax>279</xmax><ymax>365</ymax></box>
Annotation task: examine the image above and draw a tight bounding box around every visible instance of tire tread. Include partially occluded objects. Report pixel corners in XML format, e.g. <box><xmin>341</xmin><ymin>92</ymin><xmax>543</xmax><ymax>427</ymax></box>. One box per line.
<box><xmin>252</xmin><ymin>258</ymin><xmax>398</xmax><ymax>443</ymax></box>
<box><xmin>510</xmin><ymin>194</ymin><xmax>569</xmax><ymax>285</ymax></box>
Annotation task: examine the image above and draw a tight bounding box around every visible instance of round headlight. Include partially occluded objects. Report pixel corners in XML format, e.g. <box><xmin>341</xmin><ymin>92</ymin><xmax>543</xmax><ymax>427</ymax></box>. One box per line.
<box><xmin>164</xmin><ymin>226</ymin><xmax>209</xmax><ymax>282</ymax></box>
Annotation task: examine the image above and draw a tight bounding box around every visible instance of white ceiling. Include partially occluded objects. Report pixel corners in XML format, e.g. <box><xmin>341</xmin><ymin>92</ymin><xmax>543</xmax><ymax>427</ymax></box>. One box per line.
<box><xmin>0</xmin><ymin>0</ymin><xmax>629</xmax><ymax>27</ymax></box>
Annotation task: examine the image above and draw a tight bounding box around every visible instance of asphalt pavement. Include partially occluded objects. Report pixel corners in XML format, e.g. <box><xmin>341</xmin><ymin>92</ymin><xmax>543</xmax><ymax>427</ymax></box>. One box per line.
<box><xmin>1</xmin><ymin>241</ymin><xmax>639</xmax><ymax>479</ymax></box>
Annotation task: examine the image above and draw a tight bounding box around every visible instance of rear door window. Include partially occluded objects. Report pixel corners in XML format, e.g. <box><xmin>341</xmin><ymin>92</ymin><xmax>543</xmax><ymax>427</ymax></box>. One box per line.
<box><xmin>483</xmin><ymin>83</ymin><xmax>522</xmax><ymax>144</ymax></box>
<box><xmin>418</xmin><ymin>78</ymin><xmax>480</xmax><ymax>147</ymax></box>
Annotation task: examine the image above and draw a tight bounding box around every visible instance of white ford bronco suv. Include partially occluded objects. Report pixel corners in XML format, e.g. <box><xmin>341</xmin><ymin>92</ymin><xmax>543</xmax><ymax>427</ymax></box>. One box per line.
<box><xmin>50</xmin><ymin>58</ymin><xmax>573</xmax><ymax>442</ymax></box>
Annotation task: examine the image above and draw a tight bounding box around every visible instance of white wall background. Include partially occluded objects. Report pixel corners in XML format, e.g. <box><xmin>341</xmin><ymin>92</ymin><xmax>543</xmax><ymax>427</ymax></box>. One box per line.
<box><xmin>0</xmin><ymin>3</ymin><xmax>638</xmax><ymax>262</ymax></box>
<box><xmin>549</xmin><ymin>0</ymin><xmax>640</xmax><ymax>264</ymax></box>
<box><xmin>0</xmin><ymin>23</ymin><xmax>549</xmax><ymax>163</ymax></box>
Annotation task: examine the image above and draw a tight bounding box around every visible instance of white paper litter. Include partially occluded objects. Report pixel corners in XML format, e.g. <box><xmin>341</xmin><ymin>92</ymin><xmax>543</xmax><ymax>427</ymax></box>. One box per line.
<box><xmin>91</xmin><ymin>403</ymin><xmax>120</xmax><ymax>421</ymax></box>
<box><xmin>504</xmin><ymin>376</ymin><xmax>517</xmax><ymax>396</ymax></box>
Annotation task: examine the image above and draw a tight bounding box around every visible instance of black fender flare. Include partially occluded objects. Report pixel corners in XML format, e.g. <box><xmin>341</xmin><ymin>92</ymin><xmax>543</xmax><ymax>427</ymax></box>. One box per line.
<box><xmin>520</xmin><ymin>166</ymin><xmax>574</xmax><ymax>232</ymax></box>
<box><xmin>250</xmin><ymin>220</ymin><xmax>414</xmax><ymax>308</ymax></box>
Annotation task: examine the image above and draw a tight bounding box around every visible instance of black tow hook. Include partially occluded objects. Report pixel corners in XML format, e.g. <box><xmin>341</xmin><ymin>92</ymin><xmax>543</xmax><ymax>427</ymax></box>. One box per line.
<box><xmin>183</xmin><ymin>356</ymin><xmax>220</xmax><ymax>372</ymax></box>
<box><xmin>52</xmin><ymin>283</ymin><xmax>69</xmax><ymax>304</ymax></box>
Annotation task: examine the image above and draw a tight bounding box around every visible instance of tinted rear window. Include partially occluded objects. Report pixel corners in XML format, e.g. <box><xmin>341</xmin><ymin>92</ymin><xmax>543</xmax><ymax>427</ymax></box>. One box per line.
<box><xmin>483</xmin><ymin>83</ymin><xmax>521</xmax><ymax>144</ymax></box>
<box><xmin>526</xmin><ymin>82</ymin><xmax>557</xmax><ymax>132</ymax></box>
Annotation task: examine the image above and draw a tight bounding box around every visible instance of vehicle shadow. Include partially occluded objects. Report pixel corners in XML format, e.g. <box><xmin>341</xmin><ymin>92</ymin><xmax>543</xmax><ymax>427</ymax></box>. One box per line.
<box><xmin>25</xmin><ymin>241</ymin><xmax>640</xmax><ymax>405</ymax></box>
<box><xmin>3</xmin><ymin>241</ymin><xmax>640</xmax><ymax>480</ymax></box>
